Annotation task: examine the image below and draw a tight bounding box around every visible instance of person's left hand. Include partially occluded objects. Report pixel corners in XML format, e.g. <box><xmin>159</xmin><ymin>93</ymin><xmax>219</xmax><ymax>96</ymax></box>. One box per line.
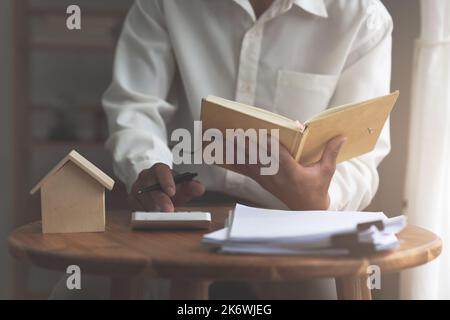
<box><xmin>231</xmin><ymin>135</ymin><xmax>347</xmax><ymax>210</ymax></box>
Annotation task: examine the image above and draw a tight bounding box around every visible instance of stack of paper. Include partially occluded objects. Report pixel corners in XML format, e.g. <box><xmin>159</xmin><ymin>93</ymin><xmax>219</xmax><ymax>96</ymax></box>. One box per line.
<box><xmin>203</xmin><ymin>204</ymin><xmax>406</xmax><ymax>256</ymax></box>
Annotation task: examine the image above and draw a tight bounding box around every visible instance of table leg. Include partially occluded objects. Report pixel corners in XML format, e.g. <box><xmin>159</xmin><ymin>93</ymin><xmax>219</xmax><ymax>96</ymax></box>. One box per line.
<box><xmin>110</xmin><ymin>276</ymin><xmax>145</xmax><ymax>300</ymax></box>
<box><xmin>335</xmin><ymin>275</ymin><xmax>372</xmax><ymax>300</ymax></box>
<box><xmin>170</xmin><ymin>280</ymin><xmax>210</xmax><ymax>300</ymax></box>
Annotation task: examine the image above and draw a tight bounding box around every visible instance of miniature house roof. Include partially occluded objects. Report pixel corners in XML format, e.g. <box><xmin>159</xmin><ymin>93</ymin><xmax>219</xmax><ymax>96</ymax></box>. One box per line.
<box><xmin>30</xmin><ymin>150</ymin><xmax>115</xmax><ymax>194</ymax></box>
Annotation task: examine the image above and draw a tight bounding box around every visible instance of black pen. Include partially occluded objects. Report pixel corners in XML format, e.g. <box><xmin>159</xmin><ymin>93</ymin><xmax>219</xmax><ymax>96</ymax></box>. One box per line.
<box><xmin>137</xmin><ymin>172</ymin><xmax>198</xmax><ymax>194</ymax></box>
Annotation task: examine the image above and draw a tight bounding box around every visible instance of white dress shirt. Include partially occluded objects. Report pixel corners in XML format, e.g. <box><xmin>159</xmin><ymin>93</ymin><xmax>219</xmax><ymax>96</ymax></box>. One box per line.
<box><xmin>103</xmin><ymin>0</ymin><xmax>393</xmax><ymax>211</ymax></box>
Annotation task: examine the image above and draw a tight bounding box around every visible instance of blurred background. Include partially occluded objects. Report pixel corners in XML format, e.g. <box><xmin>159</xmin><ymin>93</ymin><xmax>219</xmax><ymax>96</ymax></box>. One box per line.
<box><xmin>0</xmin><ymin>0</ymin><xmax>419</xmax><ymax>299</ymax></box>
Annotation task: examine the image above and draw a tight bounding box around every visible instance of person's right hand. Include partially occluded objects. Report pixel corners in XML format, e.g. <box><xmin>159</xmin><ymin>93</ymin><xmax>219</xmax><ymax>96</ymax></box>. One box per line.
<box><xmin>128</xmin><ymin>163</ymin><xmax>205</xmax><ymax>212</ymax></box>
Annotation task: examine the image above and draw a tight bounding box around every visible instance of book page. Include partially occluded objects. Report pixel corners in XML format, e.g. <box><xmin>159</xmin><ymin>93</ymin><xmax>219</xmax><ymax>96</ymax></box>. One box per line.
<box><xmin>298</xmin><ymin>91</ymin><xmax>399</xmax><ymax>165</ymax></box>
<box><xmin>205</xmin><ymin>95</ymin><xmax>299</xmax><ymax>130</ymax></box>
<box><xmin>228</xmin><ymin>204</ymin><xmax>387</xmax><ymax>241</ymax></box>
<box><xmin>305</xmin><ymin>91</ymin><xmax>399</xmax><ymax>124</ymax></box>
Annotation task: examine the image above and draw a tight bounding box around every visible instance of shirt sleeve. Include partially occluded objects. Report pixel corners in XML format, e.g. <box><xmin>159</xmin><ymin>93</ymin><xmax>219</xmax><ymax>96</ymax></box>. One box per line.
<box><xmin>327</xmin><ymin>5</ymin><xmax>393</xmax><ymax>211</ymax></box>
<box><xmin>103</xmin><ymin>0</ymin><xmax>175</xmax><ymax>191</ymax></box>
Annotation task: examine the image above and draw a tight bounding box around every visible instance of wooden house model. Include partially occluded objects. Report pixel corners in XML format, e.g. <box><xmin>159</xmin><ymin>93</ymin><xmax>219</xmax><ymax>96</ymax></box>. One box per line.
<box><xmin>30</xmin><ymin>150</ymin><xmax>115</xmax><ymax>234</ymax></box>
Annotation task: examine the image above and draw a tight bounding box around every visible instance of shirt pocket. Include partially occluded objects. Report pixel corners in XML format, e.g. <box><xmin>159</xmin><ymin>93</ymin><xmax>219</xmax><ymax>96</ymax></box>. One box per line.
<box><xmin>273</xmin><ymin>70</ymin><xmax>338</xmax><ymax>123</ymax></box>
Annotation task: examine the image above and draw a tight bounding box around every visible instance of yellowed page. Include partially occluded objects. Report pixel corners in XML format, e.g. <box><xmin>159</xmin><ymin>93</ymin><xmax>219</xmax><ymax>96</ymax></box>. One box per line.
<box><xmin>298</xmin><ymin>91</ymin><xmax>399</xmax><ymax>165</ymax></box>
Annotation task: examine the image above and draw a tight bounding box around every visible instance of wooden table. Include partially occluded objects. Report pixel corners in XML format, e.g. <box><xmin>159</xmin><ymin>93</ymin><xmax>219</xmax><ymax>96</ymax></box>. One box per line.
<box><xmin>8</xmin><ymin>206</ymin><xmax>442</xmax><ymax>300</ymax></box>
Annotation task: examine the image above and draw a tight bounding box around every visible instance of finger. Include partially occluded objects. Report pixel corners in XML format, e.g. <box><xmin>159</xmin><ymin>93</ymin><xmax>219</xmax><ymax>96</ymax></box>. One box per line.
<box><xmin>132</xmin><ymin>180</ymin><xmax>157</xmax><ymax>211</ymax></box>
<box><xmin>153</xmin><ymin>163</ymin><xmax>176</xmax><ymax>197</ymax></box>
<box><xmin>139</xmin><ymin>193</ymin><xmax>160</xmax><ymax>211</ymax></box>
<box><xmin>127</xmin><ymin>193</ymin><xmax>145</xmax><ymax>211</ymax></box>
<box><xmin>149</xmin><ymin>191</ymin><xmax>174</xmax><ymax>212</ymax></box>
<box><xmin>263</xmin><ymin>133</ymin><xmax>299</xmax><ymax>172</ymax></box>
<box><xmin>319</xmin><ymin>135</ymin><xmax>347</xmax><ymax>176</ymax></box>
<box><xmin>172</xmin><ymin>181</ymin><xmax>206</xmax><ymax>206</ymax></box>
<box><xmin>277</xmin><ymin>142</ymin><xmax>298</xmax><ymax>169</ymax></box>
<box><xmin>135</xmin><ymin>167</ymin><xmax>157</xmax><ymax>191</ymax></box>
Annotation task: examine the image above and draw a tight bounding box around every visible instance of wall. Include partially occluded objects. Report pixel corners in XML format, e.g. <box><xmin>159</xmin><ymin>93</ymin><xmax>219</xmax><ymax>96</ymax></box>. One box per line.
<box><xmin>369</xmin><ymin>0</ymin><xmax>420</xmax><ymax>299</ymax></box>
<box><xmin>373</xmin><ymin>0</ymin><xmax>420</xmax><ymax>216</ymax></box>
<box><xmin>0</xmin><ymin>0</ymin><xmax>14</xmax><ymax>300</ymax></box>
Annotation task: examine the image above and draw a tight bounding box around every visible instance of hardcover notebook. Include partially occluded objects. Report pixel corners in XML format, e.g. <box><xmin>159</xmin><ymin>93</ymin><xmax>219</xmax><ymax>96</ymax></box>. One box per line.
<box><xmin>201</xmin><ymin>91</ymin><xmax>399</xmax><ymax>165</ymax></box>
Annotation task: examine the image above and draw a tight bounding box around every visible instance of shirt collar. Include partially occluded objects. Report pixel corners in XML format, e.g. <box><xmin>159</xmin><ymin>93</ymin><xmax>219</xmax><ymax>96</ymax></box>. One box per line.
<box><xmin>292</xmin><ymin>0</ymin><xmax>328</xmax><ymax>18</ymax></box>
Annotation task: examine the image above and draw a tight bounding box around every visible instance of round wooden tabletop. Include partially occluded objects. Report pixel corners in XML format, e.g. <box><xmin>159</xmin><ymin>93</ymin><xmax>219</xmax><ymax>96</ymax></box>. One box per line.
<box><xmin>8</xmin><ymin>206</ymin><xmax>442</xmax><ymax>282</ymax></box>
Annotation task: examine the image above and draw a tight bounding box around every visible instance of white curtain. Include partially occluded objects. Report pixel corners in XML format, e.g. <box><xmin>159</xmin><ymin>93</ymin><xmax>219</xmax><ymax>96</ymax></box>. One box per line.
<box><xmin>401</xmin><ymin>0</ymin><xmax>450</xmax><ymax>299</ymax></box>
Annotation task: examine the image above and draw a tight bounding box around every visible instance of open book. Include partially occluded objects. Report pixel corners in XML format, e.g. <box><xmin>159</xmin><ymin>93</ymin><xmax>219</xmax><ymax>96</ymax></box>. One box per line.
<box><xmin>201</xmin><ymin>91</ymin><xmax>399</xmax><ymax>165</ymax></box>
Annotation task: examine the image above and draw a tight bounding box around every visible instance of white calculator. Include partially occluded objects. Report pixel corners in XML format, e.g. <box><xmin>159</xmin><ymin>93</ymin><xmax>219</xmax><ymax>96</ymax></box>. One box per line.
<box><xmin>131</xmin><ymin>211</ymin><xmax>211</xmax><ymax>230</ymax></box>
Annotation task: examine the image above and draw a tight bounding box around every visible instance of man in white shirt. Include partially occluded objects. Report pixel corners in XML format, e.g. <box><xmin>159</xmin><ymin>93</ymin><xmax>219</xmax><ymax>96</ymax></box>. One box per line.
<box><xmin>103</xmin><ymin>0</ymin><xmax>392</xmax><ymax>215</ymax></box>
